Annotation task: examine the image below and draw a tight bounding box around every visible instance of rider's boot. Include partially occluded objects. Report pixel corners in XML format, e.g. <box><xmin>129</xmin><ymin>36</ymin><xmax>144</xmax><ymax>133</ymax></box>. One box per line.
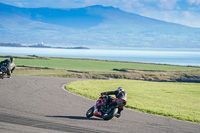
<box><xmin>116</xmin><ymin>108</ymin><xmax>123</xmax><ymax>118</ymax></box>
<box><xmin>115</xmin><ymin>113</ymin><xmax>121</xmax><ymax>118</ymax></box>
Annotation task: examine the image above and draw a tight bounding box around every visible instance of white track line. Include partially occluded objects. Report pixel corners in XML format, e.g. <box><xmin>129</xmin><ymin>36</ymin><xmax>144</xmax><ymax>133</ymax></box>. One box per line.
<box><xmin>62</xmin><ymin>84</ymin><xmax>94</xmax><ymax>101</ymax></box>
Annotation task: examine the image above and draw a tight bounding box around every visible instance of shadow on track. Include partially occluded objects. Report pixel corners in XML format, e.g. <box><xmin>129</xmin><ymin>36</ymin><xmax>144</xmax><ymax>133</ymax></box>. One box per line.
<box><xmin>46</xmin><ymin>115</ymin><xmax>101</xmax><ymax>121</ymax></box>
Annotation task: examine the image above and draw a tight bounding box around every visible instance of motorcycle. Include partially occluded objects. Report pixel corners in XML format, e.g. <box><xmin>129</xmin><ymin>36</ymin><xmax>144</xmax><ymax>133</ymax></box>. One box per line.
<box><xmin>0</xmin><ymin>65</ymin><xmax>7</xmax><ymax>79</ymax></box>
<box><xmin>86</xmin><ymin>95</ymin><xmax>127</xmax><ymax>120</ymax></box>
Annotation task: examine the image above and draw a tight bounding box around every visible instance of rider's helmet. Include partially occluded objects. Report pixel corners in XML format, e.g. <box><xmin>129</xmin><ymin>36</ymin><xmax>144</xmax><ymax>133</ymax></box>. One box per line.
<box><xmin>10</xmin><ymin>57</ymin><xmax>15</xmax><ymax>62</ymax></box>
<box><xmin>117</xmin><ymin>87</ymin><xmax>124</xmax><ymax>92</ymax></box>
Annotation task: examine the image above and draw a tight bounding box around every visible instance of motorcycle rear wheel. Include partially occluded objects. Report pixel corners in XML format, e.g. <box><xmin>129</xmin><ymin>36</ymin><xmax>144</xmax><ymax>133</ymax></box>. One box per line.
<box><xmin>103</xmin><ymin>108</ymin><xmax>118</xmax><ymax>120</ymax></box>
<box><xmin>86</xmin><ymin>106</ymin><xmax>94</xmax><ymax>118</ymax></box>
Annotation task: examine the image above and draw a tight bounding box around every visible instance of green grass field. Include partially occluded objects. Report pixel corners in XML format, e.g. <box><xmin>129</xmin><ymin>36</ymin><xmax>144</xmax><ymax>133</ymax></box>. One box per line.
<box><xmin>1</xmin><ymin>56</ymin><xmax>200</xmax><ymax>72</ymax></box>
<box><xmin>1</xmin><ymin>55</ymin><xmax>200</xmax><ymax>82</ymax></box>
<box><xmin>65</xmin><ymin>79</ymin><xmax>200</xmax><ymax>123</ymax></box>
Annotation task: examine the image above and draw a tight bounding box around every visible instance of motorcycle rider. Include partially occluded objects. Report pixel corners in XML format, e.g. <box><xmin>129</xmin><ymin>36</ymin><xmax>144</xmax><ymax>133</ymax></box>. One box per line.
<box><xmin>101</xmin><ymin>87</ymin><xmax>127</xmax><ymax>117</ymax></box>
<box><xmin>0</xmin><ymin>57</ymin><xmax>15</xmax><ymax>78</ymax></box>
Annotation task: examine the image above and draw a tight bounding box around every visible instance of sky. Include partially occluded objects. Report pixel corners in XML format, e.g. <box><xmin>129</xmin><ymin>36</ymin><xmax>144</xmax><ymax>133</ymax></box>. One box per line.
<box><xmin>0</xmin><ymin>0</ymin><xmax>200</xmax><ymax>28</ymax></box>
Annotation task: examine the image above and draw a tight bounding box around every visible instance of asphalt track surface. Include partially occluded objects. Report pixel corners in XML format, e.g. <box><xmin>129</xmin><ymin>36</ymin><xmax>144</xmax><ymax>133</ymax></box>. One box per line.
<box><xmin>0</xmin><ymin>76</ymin><xmax>199</xmax><ymax>133</ymax></box>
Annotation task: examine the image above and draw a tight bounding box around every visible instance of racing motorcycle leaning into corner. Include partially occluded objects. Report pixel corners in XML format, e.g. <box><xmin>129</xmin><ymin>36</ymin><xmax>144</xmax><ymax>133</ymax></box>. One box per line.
<box><xmin>86</xmin><ymin>87</ymin><xmax>127</xmax><ymax>120</ymax></box>
<box><xmin>0</xmin><ymin>57</ymin><xmax>15</xmax><ymax>79</ymax></box>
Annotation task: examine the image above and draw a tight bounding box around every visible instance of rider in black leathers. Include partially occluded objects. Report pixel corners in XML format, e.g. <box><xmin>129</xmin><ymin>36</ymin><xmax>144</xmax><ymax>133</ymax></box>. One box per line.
<box><xmin>0</xmin><ymin>57</ymin><xmax>15</xmax><ymax>78</ymax></box>
<box><xmin>101</xmin><ymin>87</ymin><xmax>127</xmax><ymax>117</ymax></box>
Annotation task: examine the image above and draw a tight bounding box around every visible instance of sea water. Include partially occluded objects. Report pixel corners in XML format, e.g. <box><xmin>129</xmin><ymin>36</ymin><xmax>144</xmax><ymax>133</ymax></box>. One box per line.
<box><xmin>0</xmin><ymin>47</ymin><xmax>200</xmax><ymax>66</ymax></box>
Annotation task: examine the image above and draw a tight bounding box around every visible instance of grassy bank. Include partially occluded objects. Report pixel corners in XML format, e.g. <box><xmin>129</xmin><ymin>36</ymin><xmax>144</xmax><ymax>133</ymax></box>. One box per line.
<box><xmin>65</xmin><ymin>79</ymin><xmax>200</xmax><ymax>123</ymax></box>
<box><xmin>1</xmin><ymin>55</ymin><xmax>200</xmax><ymax>82</ymax></box>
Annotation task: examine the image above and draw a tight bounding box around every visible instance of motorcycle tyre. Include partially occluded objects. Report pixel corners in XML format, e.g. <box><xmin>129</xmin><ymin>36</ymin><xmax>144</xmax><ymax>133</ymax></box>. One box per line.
<box><xmin>86</xmin><ymin>106</ymin><xmax>94</xmax><ymax>118</ymax></box>
<box><xmin>0</xmin><ymin>73</ymin><xmax>4</xmax><ymax>79</ymax></box>
<box><xmin>103</xmin><ymin>108</ymin><xmax>118</xmax><ymax>120</ymax></box>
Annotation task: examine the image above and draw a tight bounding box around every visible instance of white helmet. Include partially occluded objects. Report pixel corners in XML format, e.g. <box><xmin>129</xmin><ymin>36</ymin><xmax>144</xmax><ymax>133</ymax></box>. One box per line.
<box><xmin>117</xmin><ymin>87</ymin><xmax>124</xmax><ymax>91</ymax></box>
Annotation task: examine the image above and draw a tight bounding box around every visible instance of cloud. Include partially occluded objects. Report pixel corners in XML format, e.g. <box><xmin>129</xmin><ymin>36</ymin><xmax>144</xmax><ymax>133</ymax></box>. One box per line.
<box><xmin>138</xmin><ymin>7</ymin><xmax>200</xmax><ymax>27</ymax></box>
<box><xmin>187</xmin><ymin>0</ymin><xmax>200</xmax><ymax>5</ymax></box>
<box><xmin>16</xmin><ymin>2</ymin><xmax>23</xmax><ymax>7</ymax></box>
<box><xmin>158</xmin><ymin>0</ymin><xmax>180</xmax><ymax>9</ymax></box>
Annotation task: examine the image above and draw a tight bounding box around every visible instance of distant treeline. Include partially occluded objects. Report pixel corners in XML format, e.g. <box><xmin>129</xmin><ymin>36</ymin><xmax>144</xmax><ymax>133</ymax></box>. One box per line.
<box><xmin>0</xmin><ymin>43</ymin><xmax>89</xmax><ymax>49</ymax></box>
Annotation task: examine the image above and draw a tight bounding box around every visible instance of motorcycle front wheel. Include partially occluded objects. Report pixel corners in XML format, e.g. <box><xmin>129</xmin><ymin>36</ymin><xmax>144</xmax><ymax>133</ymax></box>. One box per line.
<box><xmin>103</xmin><ymin>108</ymin><xmax>118</xmax><ymax>120</ymax></box>
<box><xmin>86</xmin><ymin>106</ymin><xmax>94</xmax><ymax>118</ymax></box>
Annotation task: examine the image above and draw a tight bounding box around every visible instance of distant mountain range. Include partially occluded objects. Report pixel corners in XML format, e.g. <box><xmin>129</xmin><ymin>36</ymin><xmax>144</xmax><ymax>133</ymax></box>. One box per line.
<box><xmin>0</xmin><ymin>2</ymin><xmax>200</xmax><ymax>48</ymax></box>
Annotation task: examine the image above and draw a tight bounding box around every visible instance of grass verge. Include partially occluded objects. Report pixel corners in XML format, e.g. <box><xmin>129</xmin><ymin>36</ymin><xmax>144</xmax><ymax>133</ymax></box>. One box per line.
<box><xmin>65</xmin><ymin>79</ymin><xmax>200</xmax><ymax>123</ymax></box>
<box><xmin>1</xmin><ymin>55</ymin><xmax>200</xmax><ymax>82</ymax></box>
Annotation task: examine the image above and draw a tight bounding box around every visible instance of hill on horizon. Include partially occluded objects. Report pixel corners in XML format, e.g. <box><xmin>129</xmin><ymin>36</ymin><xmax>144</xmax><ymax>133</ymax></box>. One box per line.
<box><xmin>0</xmin><ymin>2</ymin><xmax>200</xmax><ymax>48</ymax></box>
